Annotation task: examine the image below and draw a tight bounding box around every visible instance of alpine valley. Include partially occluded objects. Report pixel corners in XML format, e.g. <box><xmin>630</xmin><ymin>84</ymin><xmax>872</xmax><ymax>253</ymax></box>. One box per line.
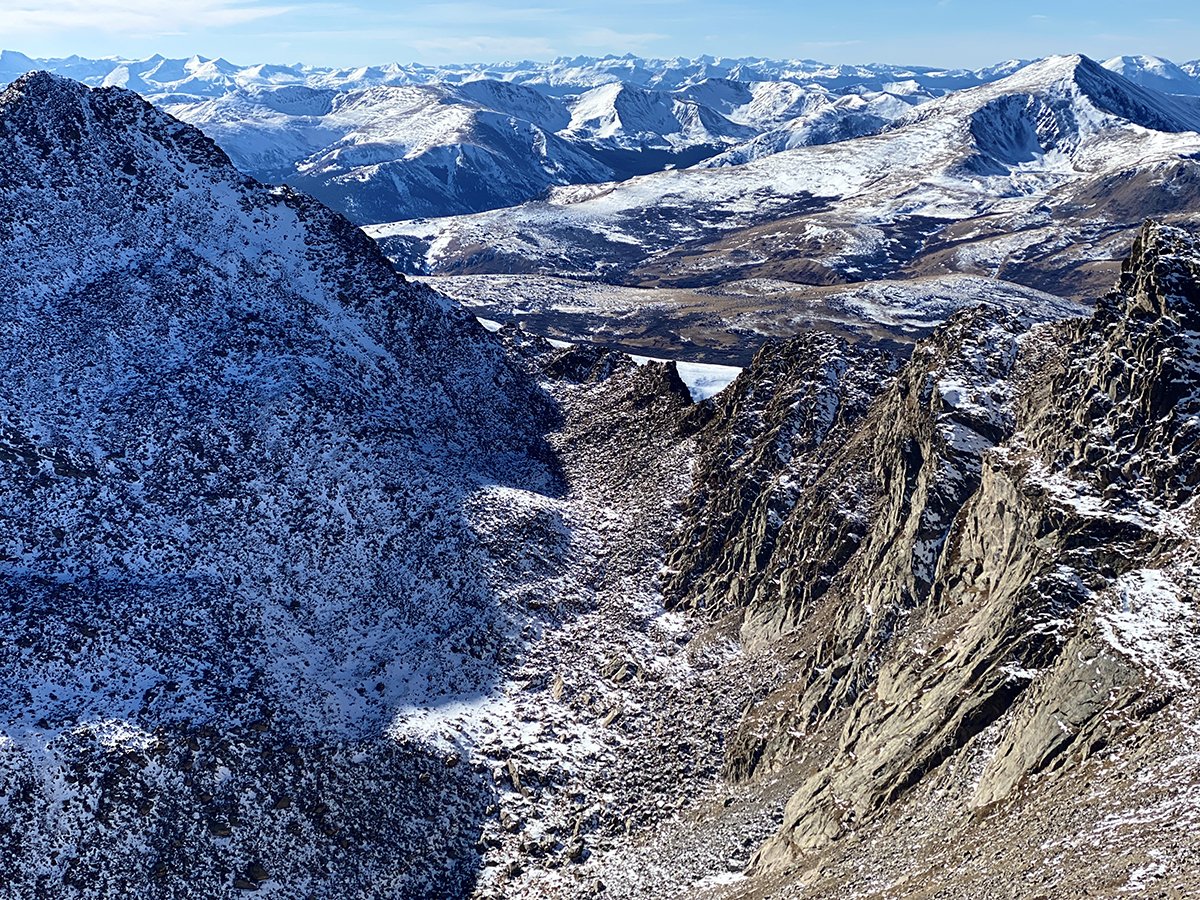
<box><xmin>0</xmin><ymin>43</ymin><xmax>1198</xmax><ymax>900</ymax></box>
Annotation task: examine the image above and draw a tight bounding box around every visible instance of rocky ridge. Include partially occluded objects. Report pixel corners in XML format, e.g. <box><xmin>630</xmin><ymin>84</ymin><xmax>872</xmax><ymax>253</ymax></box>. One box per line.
<box><xmin>650</xmin><ymin>221</ymin><xmax>1200</xmax><ymax>896</ymax></box>
<box><xmin>0</xmin><ymin>71</ymin><xmax>560</xmax><ymax>897</ymax></box>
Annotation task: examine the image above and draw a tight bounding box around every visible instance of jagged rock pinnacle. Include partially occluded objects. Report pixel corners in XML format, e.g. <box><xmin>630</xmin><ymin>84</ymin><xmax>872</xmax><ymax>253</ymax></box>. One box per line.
<box><xmin>1115</xmin><ymin>220</ymin><xmax>1200</xmax><ymax>321</ymax></box>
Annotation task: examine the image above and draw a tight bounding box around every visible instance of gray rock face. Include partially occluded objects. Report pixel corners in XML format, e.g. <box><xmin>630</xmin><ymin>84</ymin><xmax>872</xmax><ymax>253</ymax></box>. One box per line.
<box><xmin>661</xmin><ymin>333</ymin><xmax>897</xmax><ymax>622</ymax></box>
<box><xmin>1021</xmin><ymin>222</ymin><xmax>1200</xmax><ymax>501</ymax></box>
<box><xmin>662</xmin><ymin>222</ymin><xmax>1200</xmax><ymax>877</ymax></box>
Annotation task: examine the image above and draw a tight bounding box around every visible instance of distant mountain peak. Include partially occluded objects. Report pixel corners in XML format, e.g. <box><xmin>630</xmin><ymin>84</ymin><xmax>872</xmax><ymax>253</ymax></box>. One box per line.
<box><xmin>901</xmin><ymin>52</ymin><xmax>1200</xmax><ymax>156</ymax></box>
<box><xmin>1103</xmin><ymin>53</ymin><xmax>1200</xmax><ymax>97</ymax></box>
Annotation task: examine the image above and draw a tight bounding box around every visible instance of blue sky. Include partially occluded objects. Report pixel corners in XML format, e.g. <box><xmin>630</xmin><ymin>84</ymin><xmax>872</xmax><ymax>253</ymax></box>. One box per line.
<box><xmin>3</xmin><ymin>0</ymin><xmax>1198</xmax><ymax>67</ymax></box>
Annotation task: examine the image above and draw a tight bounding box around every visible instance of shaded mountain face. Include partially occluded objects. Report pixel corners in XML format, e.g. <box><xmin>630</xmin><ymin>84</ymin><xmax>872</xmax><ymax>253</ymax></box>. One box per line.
<box><xmin>952</xmin><ymin>53</ymin><xmax>1200</xmax><ymax>171</ymax></box>
<box><xmin>372</xmin><ymin>55</ymin><xmax>1200</xmax><ymax>300</ymax></box>
<box><xmin>0</xmin><ymin>72</ymin><xmax>561</xmax><ymax>896</ymax></box>
<box><xmin>654</xmin><ymin>221</ymin><xmax>1200</xmax><ymax>894</ymax></box>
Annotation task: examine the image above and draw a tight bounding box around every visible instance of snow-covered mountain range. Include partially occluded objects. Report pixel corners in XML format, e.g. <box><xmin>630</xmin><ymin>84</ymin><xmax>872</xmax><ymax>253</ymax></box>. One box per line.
<box><xmin>0</xmin><ymin>49</ymin><xmax>1048</xmax><ymax>98</ymax></box>
<box><xmin>5</xmin><ymin>49</ymin><xmax>1200</xmax><ymax>229</ymax></box>
<box><xmin>372</xmin><ymin>54</ymin><xmax>1200</xmax><ymax>299</ymax></box>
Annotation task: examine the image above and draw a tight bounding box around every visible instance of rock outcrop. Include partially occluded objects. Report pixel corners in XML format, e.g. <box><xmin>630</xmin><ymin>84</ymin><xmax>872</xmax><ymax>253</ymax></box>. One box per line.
<box><xmin>662</xmin><ymin>333</ymin><xmax>896</xmax><ymax>623</ymax></box>
<box><xmin>662</xmin><ymin>222</ymin><xmax>1200</xmax><ymax>880</ymax></box>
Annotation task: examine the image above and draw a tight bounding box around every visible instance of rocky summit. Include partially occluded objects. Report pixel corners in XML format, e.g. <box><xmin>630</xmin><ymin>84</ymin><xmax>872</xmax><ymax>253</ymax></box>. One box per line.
<box><xmin>1</xmin><ymin>69</ymin><xmax>1199</xmax><ymax>900</ymax></box>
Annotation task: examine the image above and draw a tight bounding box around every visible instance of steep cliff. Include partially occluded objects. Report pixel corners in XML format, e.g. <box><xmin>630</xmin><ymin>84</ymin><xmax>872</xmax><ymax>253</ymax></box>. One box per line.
<box><xmin>666</xmin><ymin>222</ymin><xmax>1200</xmax><ymax>894</ymax></box>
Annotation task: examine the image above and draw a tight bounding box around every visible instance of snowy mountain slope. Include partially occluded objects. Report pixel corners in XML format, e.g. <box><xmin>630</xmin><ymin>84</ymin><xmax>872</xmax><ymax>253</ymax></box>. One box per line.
<box><xmin>100</xmin><ymin>53</ymin><xmax>242</xmax><ymax>98</ymax></box>
<box><xmin>0</xmin><ymin>72</ymin><xmax>565</xmax><ymax>897</ymax></box>
<box><xmin>453</xmin><ymin>78</ymin><xmax>571</xmax><ymax>131</ymax></box>
<box><xmin>459</xmin><ymin>54</ymin><xmax>1024</xmax><ymax>97</ymax></box>
<box><xmin>737</xmin><ymin>79</ymin><xmax>839</xmax><ymax>121</ymax></box>
<box><xmin>702</xmin><ymin>90</ymin><xmax>917</xmax><ymax>166</ymax></box>
<box><xmin>0</xmin><ymin>69</ymin><xmax>861</xmax><ymax>900</ymax></box>
<box><xmin>3</xmin><ymin>61</ymin><xmax>1200</xmax><ymax>900</ymax></box>
<box><xmin>371</xmin><ymin>55</ymin><xmax>1200</xmax><ymax>297</ymax></box>
<box><xmin>154</xmin><ymin>74</ymin><xmax>773</xmax><ymax>221</ymax></box>
<box><xmin>931</xmin><ymin>53</ymin><xmax>1200</xmax><ymax>157</ymax></box>
<box><xmin>564</xmin><ymin>82</ymin><xmax>756</xmax><ymax>152</ymax></box>
<box><xmin>672</xmin><ymin>77</ymin><xmax>755</xmax><ymax>119</ymax></box>
<box><xmin>157</xmin><ymin>85</ymin><xmax>342</xmax><ymax>178</ymax></box>
<box><xmin>165</xmin><ymin>82</ymin><xmax>615</xmax><ymax>222</ymax></box>
<box><xmin>1103</xmin><ymin>54</ymin><xmax>1200</xmax><ymax>96</ymax></box>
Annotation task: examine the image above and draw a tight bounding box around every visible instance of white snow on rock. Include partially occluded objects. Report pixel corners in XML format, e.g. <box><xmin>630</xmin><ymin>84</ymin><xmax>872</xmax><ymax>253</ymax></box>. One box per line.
<box><xmin>1099</xmin><ymin>569</ymin><xmax>1194</xmax><ymax>686</ymax></box>
<box><xmin>630</xmin><ymin>355</ymin><xmax>743</xmax><ymax>401</ymax></box>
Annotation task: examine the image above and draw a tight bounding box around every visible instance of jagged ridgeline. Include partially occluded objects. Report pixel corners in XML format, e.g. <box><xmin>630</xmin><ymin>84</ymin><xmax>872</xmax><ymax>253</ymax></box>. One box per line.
<box><xmin>0</xmin><ymin>72</ymin><xmax>560</xmax><ymax>896</ymax></box>
<box><xmin>661</xmin><ymin>221</ymin><xmax>1200</xmax><ymax>894</ymax></box>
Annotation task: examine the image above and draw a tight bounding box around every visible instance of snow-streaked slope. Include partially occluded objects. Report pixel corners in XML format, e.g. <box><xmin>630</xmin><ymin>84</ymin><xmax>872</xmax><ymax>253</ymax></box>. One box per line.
<box><xmin>733</xmin><ymin>80</ymin><xmax>839</xmax><ymax>126</ymax></box>
<box><xmin>370</xmin><ymin>55</ymin><xmax>1200</xmax><ymax>292</ymax></box>
<box><xmin>166</xmin><ymin>82</ymin><xmax>615</xmax><ymax>222</ymax></box>
<box><xmin>564</xmin><ymin>82</ymin><xmax>755</xmax><ymax>151</ymax></box>
<box><xmin>454</xmin><ymin>77</ymin><xmax>571</xmax><ymax>131</ymax></box>
<box><xmin>703</xmin><ymin>91</ymin><xmax>917</xmax><ymax>166</ymax></box>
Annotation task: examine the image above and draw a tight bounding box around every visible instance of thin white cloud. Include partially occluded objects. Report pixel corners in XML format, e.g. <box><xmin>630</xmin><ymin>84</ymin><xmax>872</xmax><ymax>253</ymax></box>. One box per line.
<box><xmin>404</xmin><ymin>3</ymin><xmax>567</xmax><ymax>25</ymax></box>
<box><xmin>0</xmin><ymin>0</ymin><xmax>291</xmax><ymax>34</ymax></box>
<box><xmin>574</xmin><ymin>27</ymin><xmax>668</xmax><ymax>52</ymax></box>
<box><xmin>797</xmin><ymin>39</ymin><xmax>864</xmax><ymax>50</ymax></box>
<box><xmin>407</xmin><ymin>34</ymin><xmax>557</xmax><ymax>59</ymax></box>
